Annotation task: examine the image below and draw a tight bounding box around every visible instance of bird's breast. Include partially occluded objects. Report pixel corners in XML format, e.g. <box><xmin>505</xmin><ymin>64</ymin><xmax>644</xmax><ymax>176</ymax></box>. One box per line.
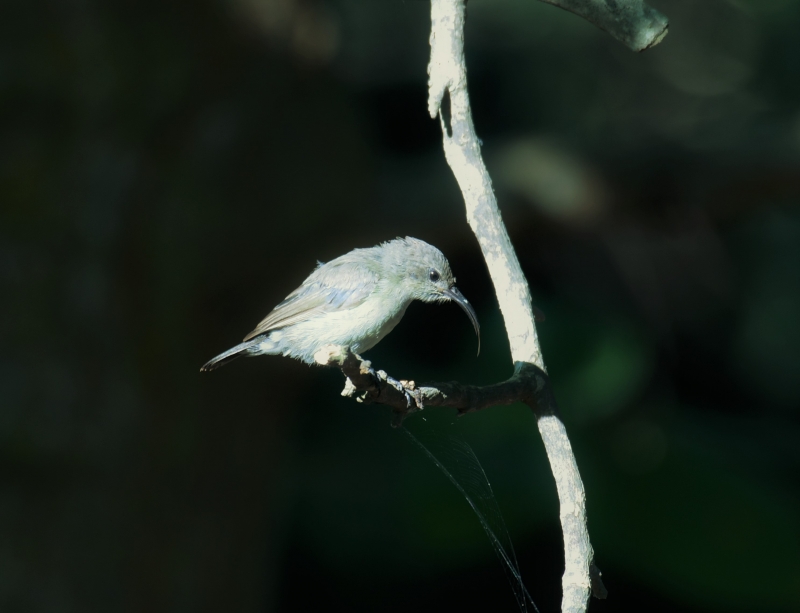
<box><xmin>352</xmin><ymin>301</ymin><xmax>409</xmax><ymax>352</ymax></box>
<box><xmin>270</xmin><ymin>296</ymin><xmax>411</xmax><ymax>363</ymax></box>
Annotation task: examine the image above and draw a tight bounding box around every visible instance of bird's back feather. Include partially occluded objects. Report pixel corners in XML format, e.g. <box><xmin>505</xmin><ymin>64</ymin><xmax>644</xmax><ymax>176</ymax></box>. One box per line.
<box><xmin>243</xmin><ymin>255</ymin><xmax>381</xmax><ymax>341</ymax></box>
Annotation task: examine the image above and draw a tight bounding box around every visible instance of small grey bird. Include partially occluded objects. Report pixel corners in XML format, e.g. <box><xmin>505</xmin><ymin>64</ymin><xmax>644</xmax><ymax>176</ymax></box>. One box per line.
<box><xmin>200</xmin><ymin>237</ymin><xmax>480</xmax><ymax>370</ymax></box>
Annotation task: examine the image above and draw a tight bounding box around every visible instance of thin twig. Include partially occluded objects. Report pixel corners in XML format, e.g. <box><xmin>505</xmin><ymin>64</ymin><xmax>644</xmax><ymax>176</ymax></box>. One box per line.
<box><xmin>539</xmin><ymin>0</ymin><xmax>668</xmax><ymax>52</ymax></box>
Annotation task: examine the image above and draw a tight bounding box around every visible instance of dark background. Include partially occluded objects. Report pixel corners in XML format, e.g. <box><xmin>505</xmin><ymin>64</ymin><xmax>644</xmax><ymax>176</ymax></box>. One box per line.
<box><xmin>2</xmin><ymin>0</ymin><xmax>799</xmax><ymax>611</ymax></box>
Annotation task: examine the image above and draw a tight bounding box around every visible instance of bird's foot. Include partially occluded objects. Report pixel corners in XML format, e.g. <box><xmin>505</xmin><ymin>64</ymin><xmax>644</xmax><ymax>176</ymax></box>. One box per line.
<box><xmin>330</xmin><ymin>347</ymin><xmax>423</xmax><ymax>427</ymax></box>
<box><xmin>370</xmin><ymin>370</ymin><xmax>422</xmax><ymax>427</ymax></box>
<box><xmin>379</xmin><ymin>372</ymin><xmax>414</xmax><ymax>403</ymax></box>
<box><xmin>377</xmin><ymin>371</ymin><xmax>423</xmax><ymax>408</ymax></box>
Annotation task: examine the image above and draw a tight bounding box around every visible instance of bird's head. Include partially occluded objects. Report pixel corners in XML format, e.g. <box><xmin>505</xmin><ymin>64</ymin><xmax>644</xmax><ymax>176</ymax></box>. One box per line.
<box><xmin>382</xmin><ymin>237</ymin><xmax>480</xmax><ymax>349</ymax></box>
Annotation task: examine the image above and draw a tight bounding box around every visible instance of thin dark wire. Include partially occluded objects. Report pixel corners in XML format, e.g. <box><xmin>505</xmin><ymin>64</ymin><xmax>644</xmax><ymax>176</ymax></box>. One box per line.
<box><xmin>403</xmin><ymin>427</ymin><xmax>539</xmax><ymax>613</ymax></box>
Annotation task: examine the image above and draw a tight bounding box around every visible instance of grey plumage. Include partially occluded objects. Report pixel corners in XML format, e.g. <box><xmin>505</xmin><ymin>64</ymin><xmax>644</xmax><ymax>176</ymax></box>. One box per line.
<box><xmin>200</xmin><ymin>237</ymin><xmax>479</xmax><ymax>370</ymax></box>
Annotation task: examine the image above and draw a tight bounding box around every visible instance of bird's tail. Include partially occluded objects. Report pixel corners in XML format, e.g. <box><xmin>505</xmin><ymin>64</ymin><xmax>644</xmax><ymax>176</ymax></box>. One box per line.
<box><xmin>200</xmin><ymin>338</ymin><xmax>264</xmax><ymax>372</ymax></box>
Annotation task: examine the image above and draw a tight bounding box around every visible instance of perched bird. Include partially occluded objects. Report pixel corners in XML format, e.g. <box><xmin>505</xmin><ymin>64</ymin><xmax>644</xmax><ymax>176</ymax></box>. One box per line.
<box><xmin>201</xmin><ymin>237</ymin><xmax>480</xmax><ymax>371</ymax></box>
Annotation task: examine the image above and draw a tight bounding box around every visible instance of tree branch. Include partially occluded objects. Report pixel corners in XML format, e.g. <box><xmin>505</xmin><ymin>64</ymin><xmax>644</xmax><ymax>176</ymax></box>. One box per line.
<box><xmin>316</xmin><ymin>344</ymin><xmax>546</xmax><ymax>423</ymax></box>
<box><xmin>328</xmin><ymin>0</ymin><xmax>639</xmax><ymax>608</ymax></box>
<box><xmin>539</xmin><ymin>0</ymin><xmax>668</xmax><ymax>52</ymax></box>
<box><xmin>427</xmin><ymin>1</ymin><xmax>603</xmax><ymax>611</ymax></box>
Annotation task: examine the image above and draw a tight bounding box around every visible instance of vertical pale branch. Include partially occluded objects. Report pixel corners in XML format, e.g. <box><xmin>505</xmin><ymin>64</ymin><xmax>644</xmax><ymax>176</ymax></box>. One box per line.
<box><xmin>427</xmin><ymin>1</ymin><xmax>597</xmax><ymax>611</ymax></box>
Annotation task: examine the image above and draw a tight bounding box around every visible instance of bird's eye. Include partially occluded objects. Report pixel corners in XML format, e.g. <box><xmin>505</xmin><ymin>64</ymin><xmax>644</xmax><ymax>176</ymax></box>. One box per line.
<box><xmin>428</xmin><ymin>269</ymin><xmax>440</xmax><ymax>282</ymax></box>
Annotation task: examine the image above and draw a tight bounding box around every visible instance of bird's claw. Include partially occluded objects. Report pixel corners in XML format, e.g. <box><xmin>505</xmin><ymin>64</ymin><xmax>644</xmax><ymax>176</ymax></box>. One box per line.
<box><xmin>338</xmin><ymin>353</ymin><xmax>423</xmax><ymax>427</ymax></box>
<box><xmin>381</xmin><ymin>371</ymin><xmax>423</xmax><ymax>410</ymax></box>
<box><xmin>365</xmin><ymin>368</ymin><xmax>422</xmax><ymax>427</ymax></box>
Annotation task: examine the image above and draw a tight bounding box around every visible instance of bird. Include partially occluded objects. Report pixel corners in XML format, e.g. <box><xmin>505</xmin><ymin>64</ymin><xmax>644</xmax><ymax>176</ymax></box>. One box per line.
<box><xmin>200</xmin><ymin>237</ymin><xmax>480</xmax><ymax>371</ymax></box>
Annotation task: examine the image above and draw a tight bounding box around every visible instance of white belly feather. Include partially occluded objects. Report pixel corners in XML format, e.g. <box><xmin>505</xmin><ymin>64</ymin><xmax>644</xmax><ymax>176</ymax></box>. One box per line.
<box><xmin>257</xmin><ymin>297</ymin><xmax>411</xmax><ymax>364</ymax></box>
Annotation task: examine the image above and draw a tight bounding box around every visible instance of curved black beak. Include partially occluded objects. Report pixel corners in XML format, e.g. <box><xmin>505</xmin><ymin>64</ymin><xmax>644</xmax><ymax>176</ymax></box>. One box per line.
<box><xmin>443</xmin><ymin>286</ymin><xmax>481</xmax><ymax>356</ymax></box>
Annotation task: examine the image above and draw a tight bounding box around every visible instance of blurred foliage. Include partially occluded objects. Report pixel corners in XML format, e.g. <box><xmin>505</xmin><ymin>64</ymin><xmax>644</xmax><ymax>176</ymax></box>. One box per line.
<box><xmin>1</xmin><ymin>0</ymin><xmax>799</xmax><ymax>612</ymax></box>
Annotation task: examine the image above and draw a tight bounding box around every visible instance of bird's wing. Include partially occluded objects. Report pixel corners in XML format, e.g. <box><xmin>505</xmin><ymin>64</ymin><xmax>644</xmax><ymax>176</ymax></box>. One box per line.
<box><xmin>243</xmin><ymin>257</ymin><xmax>380</xmax><ymax>341</ymax></box>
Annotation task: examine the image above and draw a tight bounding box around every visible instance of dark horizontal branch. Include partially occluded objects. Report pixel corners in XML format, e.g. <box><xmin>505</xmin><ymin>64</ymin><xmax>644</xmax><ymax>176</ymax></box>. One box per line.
<box><xmin>316</xmin><ymin>345</ymin><xmax>549</xmax><ymax>423</ymax></box>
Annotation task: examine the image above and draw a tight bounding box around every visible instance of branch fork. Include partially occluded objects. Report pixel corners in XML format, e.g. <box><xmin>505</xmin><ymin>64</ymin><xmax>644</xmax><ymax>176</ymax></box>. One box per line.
<box><xmin>329</xmin><ymin>0</ymin><xmax>669</xmax><ymax>609</ymax></box>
